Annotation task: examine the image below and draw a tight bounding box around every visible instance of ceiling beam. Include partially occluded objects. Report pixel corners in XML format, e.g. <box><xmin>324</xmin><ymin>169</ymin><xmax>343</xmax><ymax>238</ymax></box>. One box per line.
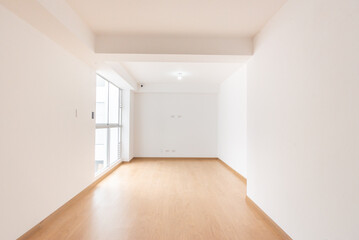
<box><xmin>95</xmin><ymin>35</ymin><xmax>253</xmax><ymax>56</ymax></box>
<box><xmin>96</xmin><ymin>54</ymin><xmax>251</xmax><ymax>64</ymax></box>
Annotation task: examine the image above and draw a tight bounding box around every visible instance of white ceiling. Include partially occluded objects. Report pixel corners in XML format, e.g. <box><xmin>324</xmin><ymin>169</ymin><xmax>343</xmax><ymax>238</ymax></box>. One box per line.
<box><xmin>67</xmin><ymin>0</ymin><xmax>286</xmax><ymax>37</ymax></box>
<box><xmin>121</xmin><ymin>62</ymin><xmax>243</xmax><ymax>84</ymax></box>
<box><xmin>64</xmin><ymin>0</ymin><xmax>283</xmax><ymax>87</ymax></box>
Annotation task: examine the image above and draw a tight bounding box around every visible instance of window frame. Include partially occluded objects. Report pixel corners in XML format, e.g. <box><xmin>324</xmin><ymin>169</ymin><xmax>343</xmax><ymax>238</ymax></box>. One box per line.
<box><xmin>95</xmin><ymin>74</ymin><xmax>122</xmax><ymax>176</ymax></box>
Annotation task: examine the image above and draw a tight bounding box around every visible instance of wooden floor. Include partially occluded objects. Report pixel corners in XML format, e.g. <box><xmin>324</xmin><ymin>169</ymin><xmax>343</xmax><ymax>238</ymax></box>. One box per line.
<box><xmin>20</xmin><ymin>158</ymin><xmax>285</xmax><ymax>240</ymax></box>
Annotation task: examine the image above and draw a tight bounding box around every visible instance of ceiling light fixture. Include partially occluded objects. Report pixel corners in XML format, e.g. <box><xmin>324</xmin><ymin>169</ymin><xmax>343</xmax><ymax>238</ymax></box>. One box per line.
<box><xmin>177</xmin><ymin>72</ymin><xmax>183</xmax><ymax>80</ymax></box>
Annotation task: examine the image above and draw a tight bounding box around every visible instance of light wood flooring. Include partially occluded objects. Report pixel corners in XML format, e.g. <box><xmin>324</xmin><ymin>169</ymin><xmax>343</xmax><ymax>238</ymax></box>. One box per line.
<box><xmin>19</xmin><ymin>158</ymin><xmax>286</xmax><ymax>240</ymax></box>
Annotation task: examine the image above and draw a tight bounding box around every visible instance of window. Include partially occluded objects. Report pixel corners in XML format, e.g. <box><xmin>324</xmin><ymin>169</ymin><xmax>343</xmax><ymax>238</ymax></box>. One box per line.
<box><xmin>95</xmin><ymin>75</ymin><xmax>122</xmax><ymax>175</ymax></box>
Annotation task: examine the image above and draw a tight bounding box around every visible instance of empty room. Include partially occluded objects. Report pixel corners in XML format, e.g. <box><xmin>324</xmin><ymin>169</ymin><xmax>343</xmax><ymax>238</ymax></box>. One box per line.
<box><xmin>0</xmin><ymin>0</ymin><xmax>358</xmax><ymax>239</ymax></box>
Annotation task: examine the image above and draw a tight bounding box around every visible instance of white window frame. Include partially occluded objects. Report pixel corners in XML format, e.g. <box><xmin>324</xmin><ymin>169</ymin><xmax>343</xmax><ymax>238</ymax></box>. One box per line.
<box><xmin>95</xmin><ymin>74</ymin><xmax>122</xmax><ymax>176</ymax></box>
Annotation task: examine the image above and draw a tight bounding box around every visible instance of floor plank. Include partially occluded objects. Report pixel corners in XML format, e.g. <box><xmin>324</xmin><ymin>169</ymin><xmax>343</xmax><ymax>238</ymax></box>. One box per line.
<box><xmin>20</xmin><ymin>158</ymin><xmax>285</xmax><ymax>240</ymax></box>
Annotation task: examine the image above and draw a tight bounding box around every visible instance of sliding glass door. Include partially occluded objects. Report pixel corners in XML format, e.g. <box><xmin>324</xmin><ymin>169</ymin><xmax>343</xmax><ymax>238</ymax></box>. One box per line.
<box><xmin>95</xmin><ymin>75</ymin><xmax>122</xmax><ymax>175</ymax></box>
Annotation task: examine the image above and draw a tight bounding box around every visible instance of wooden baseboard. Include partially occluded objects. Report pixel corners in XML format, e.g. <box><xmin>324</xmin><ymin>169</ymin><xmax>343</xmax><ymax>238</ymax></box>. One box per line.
<box><xmin>246</xmin><ymin>197</ymin><xmax>292</xmax><ymax>240</ymax></box>
<box><xmin>18</xmin><ymin>161</ymin><xmax>125</xmax><ymax>240</ymax></box>
<box><xmin>94</xmin><ymin>161</ymin><xmax>125</xmax><ymax>186</ymax></box>
<box><xmin>133</xmin><ymin>157</ymin><xmax>218</xmax><ymax>160</ymax></box>
<box><xmin>217</xmin><ymin>158</ymin><xmax>247</xmax><ymax>184</ymax></box>
<box><xmin>217</xmin><ymin>159</ymin><xmax>291</xmax><ymax>239</ymax></box>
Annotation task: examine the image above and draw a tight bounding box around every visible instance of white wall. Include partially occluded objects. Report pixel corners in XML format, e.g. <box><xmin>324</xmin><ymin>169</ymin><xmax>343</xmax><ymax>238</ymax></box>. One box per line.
<box><xmin>122</xmin><ymin>89</ymin><xmax>135</xmax><ymax>161</ymax></box>
<box><xmin>137</xmin><ymin>82</ymin><xmax>219</xmax><ymax>94</ymax></box>
<box><xmin>247</xmin><ymin>0</ymin><xmax>359</xmax><ymax>239</ymax></box>
<box><xmin>218</xmin><ymin>66</ymin><xmax>247</xmax><ymax>178</ymax></box>
<box><xmin>130</xmin><ymin>90</ymin><xmax>135</xmax><ymax>160</ymax></box>
<box><xmin>134</xmin><ymin>93</ymin><xmax>217</xmax><ymax>157</ymax></box>
<box><xmin>0</xmin><ymin>5</ymin><xmax>95</xmax><ymax>239</ymax></box>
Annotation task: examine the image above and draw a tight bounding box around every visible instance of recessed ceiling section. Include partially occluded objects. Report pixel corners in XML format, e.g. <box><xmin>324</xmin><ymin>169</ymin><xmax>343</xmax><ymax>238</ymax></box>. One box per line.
<box><xmin>67</xmin><ymin>0</ymin><xmax>286</xmax><ymax>38</ymax></box>
<box><xmin>120</xmin><ymin>62</ymin><xmax>243</xmax><ymax>84</ymax></box>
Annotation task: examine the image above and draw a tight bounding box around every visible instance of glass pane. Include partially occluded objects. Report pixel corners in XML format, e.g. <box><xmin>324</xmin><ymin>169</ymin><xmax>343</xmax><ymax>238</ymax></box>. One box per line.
<box><xmin>96</xmin><ymin>76</ymin><xmax>108</xmax><ymax>124</ymax></box>
<box><xmin>109</xmin><ymin>127</ymin><xmax>120</xmax><ymax>164</ymax></box>
<box><xmin>95</xmin><ymin>128</ymin><xmax>108</xmax><ymax>174</ymax></box>
<box><xmin>109</xmin><ymin>83</ymin><xmax>119</xmax><ymax>124</ymax></box>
